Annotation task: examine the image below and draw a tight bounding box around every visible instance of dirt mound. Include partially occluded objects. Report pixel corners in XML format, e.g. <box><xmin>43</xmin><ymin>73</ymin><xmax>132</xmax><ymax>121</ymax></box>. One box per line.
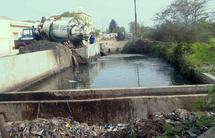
<box><xmin>18</xmin><ymin>40</ymin><xmax>64</xmax><ymax>54</ymax></box>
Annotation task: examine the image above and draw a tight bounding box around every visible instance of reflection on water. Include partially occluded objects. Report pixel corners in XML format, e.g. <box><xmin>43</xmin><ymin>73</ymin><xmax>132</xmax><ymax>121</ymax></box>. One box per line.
<box><xmin>25</xmin><ymin>54</ymin><xmax>195</xmax><ymax>91</ymax></box>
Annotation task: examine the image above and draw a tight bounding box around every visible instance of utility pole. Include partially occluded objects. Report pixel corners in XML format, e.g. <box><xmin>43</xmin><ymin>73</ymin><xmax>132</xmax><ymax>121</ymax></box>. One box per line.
<box><xmin>134</xmin><ymin>0</ymin><xmax>138</xmax><ymax>37</ymax></box>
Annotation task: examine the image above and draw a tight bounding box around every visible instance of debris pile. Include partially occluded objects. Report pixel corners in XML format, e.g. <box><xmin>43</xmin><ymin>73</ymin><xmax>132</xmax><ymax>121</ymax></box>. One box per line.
<box><xmin>5</xmin><ymin>109</ymin><xmax>215</xmax><ymax>138</ymax></box>
<box><xmin>104</xmin><ymin>109</ymin><xmax>215</xmax><ymax>138</ymax></box>
<box><xmin>18</xmin><ymin>40</ymin><xmax>65</xmax><ymax>54</ymax></box>
<box><xmin>6</xmin><ymin>117</ymin><xmax>107</xmax><ymax>138</ymax></box>
<box><xmin>155</xmin><ymin>109</ymin><xmax>215</xmax><ymax>137</ymax></box>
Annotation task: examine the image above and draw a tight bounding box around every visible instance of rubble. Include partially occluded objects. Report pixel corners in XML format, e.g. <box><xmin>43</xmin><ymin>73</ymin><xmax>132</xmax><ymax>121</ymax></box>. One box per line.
<box><xmin>6</xmin><ymin>117</ymin><xmax>106</xmax><ymax>138</ymax></box>
<box><xmin>5</xmin><ymin>109</ymin><xmax>215</xmax><ymax>138</ymax></box>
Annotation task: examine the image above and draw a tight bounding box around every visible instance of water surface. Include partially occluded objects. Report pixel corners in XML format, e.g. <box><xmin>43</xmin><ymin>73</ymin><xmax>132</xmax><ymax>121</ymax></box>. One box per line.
<box><xmin>25</xmin><ymin>54</ymin><xmax>195</xmax><ymax>91</ymax></box>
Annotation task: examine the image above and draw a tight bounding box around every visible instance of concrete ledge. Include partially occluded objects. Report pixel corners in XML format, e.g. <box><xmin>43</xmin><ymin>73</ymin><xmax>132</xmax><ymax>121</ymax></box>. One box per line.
<box><xmin>201</xmin><ymin>73</ymin><xmax>215</xmax><ymax>83</ymax></box>
<box><xmin>0</xmin><ymin>84</ymin><xmax>211</xmax><ymax>101</ymax></box>
<box><xmin>0</xmin><ymin>94</ymin><xmax>208</xmax><ymax>104</ymax></box>
<box><xmin>0</xmin><ymin>94</ymin><xmax>207</xmax><ymax>124</ymax></box>
<box><xmin>195</xmin><ymin>72</ymin><xmax>215</xmax><ymax>84</ymax></box>
<box><xmin>198</xmin><ymin>127</ymin><xmax>215</xmax><ymax>138</ymax></box>
<box><xmin>0</xmin><ymin>85</ymin><xmax>210</xmax><ymax>124</ymax></box>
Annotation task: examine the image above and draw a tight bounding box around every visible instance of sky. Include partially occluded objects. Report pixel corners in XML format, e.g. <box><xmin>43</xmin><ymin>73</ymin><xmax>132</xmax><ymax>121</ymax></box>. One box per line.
<box><xmin>0</xmin><ymin>0</ymin><xmax>214</xmax><ymax>31</ymax></box>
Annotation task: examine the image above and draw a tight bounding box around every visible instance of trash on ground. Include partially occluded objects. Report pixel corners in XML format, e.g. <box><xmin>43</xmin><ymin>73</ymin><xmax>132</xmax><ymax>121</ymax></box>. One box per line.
<box><xmin>5</xmin><ymin>109</ymin><xmax>215</xmax><ymax>138</ymax></box>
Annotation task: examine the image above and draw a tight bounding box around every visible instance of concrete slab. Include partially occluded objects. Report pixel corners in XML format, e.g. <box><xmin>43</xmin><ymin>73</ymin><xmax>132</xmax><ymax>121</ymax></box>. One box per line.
<box><xmin>198</xmin><ymin>127</ymin><xmax>215</xmax><ymax>138</ymax></box>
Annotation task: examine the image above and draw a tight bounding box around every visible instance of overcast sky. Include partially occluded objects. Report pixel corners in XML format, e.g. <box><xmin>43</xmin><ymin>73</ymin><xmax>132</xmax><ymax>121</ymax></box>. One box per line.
<box><xmin>0</xmin><ymin>0</ymin><xmax>214</xmax><ymax>30</ymax></box>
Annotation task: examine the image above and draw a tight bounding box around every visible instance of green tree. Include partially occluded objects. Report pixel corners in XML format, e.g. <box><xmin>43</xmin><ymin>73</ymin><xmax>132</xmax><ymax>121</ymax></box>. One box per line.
<box><xmin>129</xmin><ymin>22</ymin><xmax>144</xmax><ymax>37</ymax></box>
<box><xmin>116</xmin><ymin>26</ymin><xmax>126</xmax><ymax>40</ymax></box>
<box><xmin>109</xmin><ymin>19</ymin><xmax>118</xmax><ymax>33</ymax></box>
<box><xmin>154</xmin><ymin>0</ymin><xmax>213</xmax><ymax>42</ymax></box>
<box><xmin>129</xmin><ymin>22</ymin><xmax>154</xmax><ymax>40</ymax></box>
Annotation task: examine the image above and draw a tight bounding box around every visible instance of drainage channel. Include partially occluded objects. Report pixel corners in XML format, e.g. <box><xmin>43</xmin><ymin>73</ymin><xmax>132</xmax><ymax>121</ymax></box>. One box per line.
<box><xmin>0</xmin><ymin>84</ymin><xmax>211</xmax><ymax>125</ymax></box>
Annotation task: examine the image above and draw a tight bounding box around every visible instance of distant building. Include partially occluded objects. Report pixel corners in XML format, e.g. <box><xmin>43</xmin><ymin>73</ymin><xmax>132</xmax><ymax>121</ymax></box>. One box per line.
<box><xmin>73</xmin><ymin>11</ymin><xmax>93</xmax><ymax>34</ymax></box>
<box><xmin>49</xmin><ymin>10</ymin><xmax>93</xmax><ymax>35</ymax></box>
<box><xmin>99</xmin><ymin>33</ymin><xmax>118</xmax><ymax>40</ymax></box>
<box><xmin>0</xmin><ymin>16</ymin><xmax>38</xmax><ymax>56</ymax></box>
<box><xmin>73</xmin><ymin>12</ymin><xmax>92</xmax><ymax>25</ymax></box>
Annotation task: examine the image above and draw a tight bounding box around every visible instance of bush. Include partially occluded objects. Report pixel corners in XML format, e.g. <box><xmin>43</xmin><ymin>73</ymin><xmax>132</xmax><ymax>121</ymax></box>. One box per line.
<box><xmin>193</xmin><ymin>85</ymin><xmax>215</xmax><ymax>111</ymax></box>
<box><xmin>123</xmin><ymin>38</ymin><xmax>215</xmax><ymax>76</ymax></box>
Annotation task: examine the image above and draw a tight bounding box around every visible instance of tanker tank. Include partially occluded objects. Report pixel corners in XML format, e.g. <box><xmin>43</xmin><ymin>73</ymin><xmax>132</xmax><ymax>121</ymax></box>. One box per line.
<box><xmin>41</xmin><ymin>17</ymin><xmax>88</xmax><ymax>44</ymax></box>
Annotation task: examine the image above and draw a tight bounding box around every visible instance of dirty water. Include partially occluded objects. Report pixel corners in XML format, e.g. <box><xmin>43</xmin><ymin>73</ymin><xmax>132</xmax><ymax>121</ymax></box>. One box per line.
<box><xmin>25</xmin><ymin>54</ymin><xmax>195</xmax><ymax>91</ymax></box>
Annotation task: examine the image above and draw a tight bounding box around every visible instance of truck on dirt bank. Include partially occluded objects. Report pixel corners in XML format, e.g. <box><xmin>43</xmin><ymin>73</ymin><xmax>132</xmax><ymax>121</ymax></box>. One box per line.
<box><xmin>15</xmin><ymin>16</ymin><xmax>89</xmax><ymax>50</ymax></box>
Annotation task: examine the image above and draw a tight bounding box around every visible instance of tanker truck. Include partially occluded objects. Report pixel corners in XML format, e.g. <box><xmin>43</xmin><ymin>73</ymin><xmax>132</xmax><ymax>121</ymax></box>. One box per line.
<box><xmin>41</xmin><ymin>17</ymin><xmax>88</xmax><ymax>44</ymax></box>
<box><xmin>15</xmin><ymin>17</ymin><xmax>89</xmax><ymax>49</ymax></box>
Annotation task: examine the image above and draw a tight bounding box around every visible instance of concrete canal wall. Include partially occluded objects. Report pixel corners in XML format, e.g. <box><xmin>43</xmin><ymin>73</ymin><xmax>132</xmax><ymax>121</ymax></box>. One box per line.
<box><xmin>0</xmin><ymin>84</ymin><xmax>211</xmax><ymax>124</ymax></box>
<box><xmin>195</xmin><ymin>72</ymin><xmax>215</xmax><ymax>84</ymax></box>
<box><xmin>99</xmin><ymin>40</ymin><xmax>127</xmax><ymax>54</ymax></box>
<box><xmin>0</xmin><ymin>47</ymin><xmax>73</xmax><ymax>92</ymax></box>
<box><xmin>76</xmin><ymin>43</ymin><xmax>100</xmax><ymax>62</ymax></box>
<box><xmin>0</xmin><ymin>42</ymin><xmax>101</xmax><ymax>92</ymax></box>
<box><xmin>0</xmin><ymin>95</ymin><xmax>206</xmax><ymax>125</ymax></box>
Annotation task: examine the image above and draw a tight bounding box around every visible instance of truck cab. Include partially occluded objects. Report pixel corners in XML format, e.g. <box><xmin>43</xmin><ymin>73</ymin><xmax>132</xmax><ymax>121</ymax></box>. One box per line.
<box><xmin>20</xmin><ymin>28</ymin><xmax>36</xmax><ymax>40</ymax></box>
<box><xmin>15</xmin><ymin>27</ymin><xmax>38</xmax><ymax>49</ymax></box>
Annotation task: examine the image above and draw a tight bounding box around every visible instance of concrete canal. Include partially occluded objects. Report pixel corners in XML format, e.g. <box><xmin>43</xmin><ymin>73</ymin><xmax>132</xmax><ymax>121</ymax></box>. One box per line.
<box><xmin>24</xmin><ymin>54</ymin><xmax>197</xmax><ymax>91</ymax></box>
<box><xmin>1</xmin><ymin>54</ymin><xmax>208</xmax><ymax>124</ymax></box>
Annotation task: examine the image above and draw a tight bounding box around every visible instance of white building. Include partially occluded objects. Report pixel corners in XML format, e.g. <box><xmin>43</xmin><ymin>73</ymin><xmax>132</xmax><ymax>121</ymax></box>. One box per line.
<box><xmin>100</xmin><ymin>33</ymin><xmax>118</xmax><ymax>40</ymax></box>
<box><xmin>49</xmin><ymin>10</ymin><xmax>93</xmax><ymax>35</ymax></box>
<box><xmin>0</xmin><ymin>16</ymin><xmax>38</xmax><ymax>56</ymax></box>
<box><xmin>73</xmin><ymin>12</ymin><xmax>93</xmax><ymax>34</ymax></box>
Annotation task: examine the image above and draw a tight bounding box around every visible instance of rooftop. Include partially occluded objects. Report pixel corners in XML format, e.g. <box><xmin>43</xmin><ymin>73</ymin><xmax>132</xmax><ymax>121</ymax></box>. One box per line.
<box><xmin>73</xmin><ymin>12</ymin><xmax>91</xmax><ymax>17</ymax></box>
<box><xmin>0</xmin><ymin>16</ymin><xmax>12</xmax><ymax>20</ymax></box>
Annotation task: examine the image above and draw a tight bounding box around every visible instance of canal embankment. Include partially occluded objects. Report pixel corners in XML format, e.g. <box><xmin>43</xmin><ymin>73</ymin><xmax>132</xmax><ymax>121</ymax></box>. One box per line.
<box><xmin>0</xmin><ymin>42</ymin><xmax>101</xmax><ymax>92</ymax></box>
<box><xmin>122</xmin><ymin>39</ymin><xmax>215</xmax><ymax>84</ymax></box>
<box><xmin>0</xmin><ymin>46</ymin><xmax>73</xmax><ymax>92</ymax></box>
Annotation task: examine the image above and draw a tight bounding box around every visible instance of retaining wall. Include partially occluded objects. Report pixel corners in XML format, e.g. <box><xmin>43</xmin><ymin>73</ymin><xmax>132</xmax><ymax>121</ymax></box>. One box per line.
<box><xmin>0</xmin><ymin>85</ymin><xmax>211</xmax><ymax>124</ymax></box>
<box><xmin>0</xmin><ymin>95</ymin><xmax>206</xmax><ymax>125</ymax></box>
<box><xmin>195</xmin><ymin>72</ymin><xmax>215</xmax><ymax>84</ymax></box>
<box><xmin>99</xmin><ymin>40</ymin><xmax>127</xmax><ymax>54</ymax></box>
<box><xmin>76</xmin><ymin>43</ymin><xmax>100</xmax><ymax>62</ymax></box>
<box><xmin>0</xmin><ymin>47</ymin><xmax>73</xmax><ymax>92</ymax></box>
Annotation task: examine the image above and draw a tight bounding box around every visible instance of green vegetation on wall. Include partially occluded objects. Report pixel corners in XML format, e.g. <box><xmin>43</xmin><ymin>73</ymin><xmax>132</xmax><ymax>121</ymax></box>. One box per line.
<box><xmin>186</xmin><ymin>39</ymin><xmax>215</xmax><ymax>75</ymax></box>
<box><xmin>123</xmin><ymin>38</ymin><xmax>215</xmax><ymax>77</ymax></box>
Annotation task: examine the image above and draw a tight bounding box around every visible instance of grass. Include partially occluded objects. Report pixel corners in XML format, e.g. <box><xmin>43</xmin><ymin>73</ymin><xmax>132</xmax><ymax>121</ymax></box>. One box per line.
<box><xmin>185</xmin><ymin>39</ymin><xmax>215</xmax><ymax>75</ymax></box>
<box><xmin>123</xmin><ymin>38</ymin><xmax>215</xmax><ymax>137</ymax></box>
<box><xmin>160</xmin><ymin>114</ymin><xmax>215</xmax><ymax>138</ymax></box>
<box><xmin>192</xmin><ymin>85</ymin><xmax>215</xmax><ymax>111</ymax></box>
